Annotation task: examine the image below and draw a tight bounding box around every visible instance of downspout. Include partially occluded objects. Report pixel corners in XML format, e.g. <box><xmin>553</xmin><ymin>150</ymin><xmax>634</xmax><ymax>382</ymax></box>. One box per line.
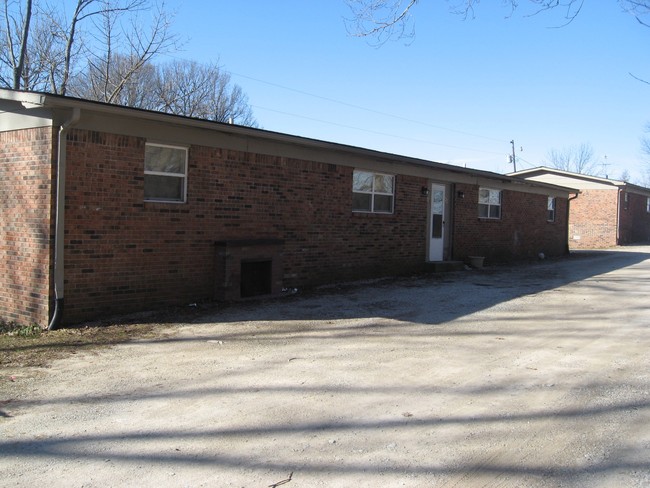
<box><xmin>48</xmin><ymin>108</ymin><xmax>81</xmax><ymax>331</ymax></box>
<box><xmin>567</xmin><ymin>192</ymin><xmax>579</xmax><ymax>254</ymax></box>
<box><xmin>616</xmin><ymin>188</ymin><xmax>622</xmax><ymax>245</ymax></box>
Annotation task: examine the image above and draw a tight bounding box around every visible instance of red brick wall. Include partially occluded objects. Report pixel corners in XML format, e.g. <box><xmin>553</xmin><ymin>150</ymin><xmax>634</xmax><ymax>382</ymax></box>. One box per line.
<box><xmin>0</xmin><ymin>127</ymin><xmax>55</xmax><ymax>326</ymax></box>
<box><xmin>2</xmin><ymin>126</ymin><xmax>573</xmax><ymax>326</ymax></box>
<box><xmin>452</xmin><ymin>184</ymin><xmax>568</xmax><ymax>263</ymax></box>
<box><xmin>619</xmin><ymin>192</ymin><xmax>650</xmax><ymax>244</ymax></box>
<box><xmin>568</xmin><ymin>189</ymin><xmax>619</xmax><ymax>249</ymax></box>
<box><xmin>61</xmin><ymin>130</ymin><xmax>431</xmax><ymax>323</ymax></box>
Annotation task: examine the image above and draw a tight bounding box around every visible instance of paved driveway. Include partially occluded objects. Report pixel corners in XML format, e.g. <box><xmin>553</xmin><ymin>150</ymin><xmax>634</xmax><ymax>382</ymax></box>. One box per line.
<box><xmin>2</xmin><ymin>248</ymin><xmax>650</xmax><ymax>487</ymax></box>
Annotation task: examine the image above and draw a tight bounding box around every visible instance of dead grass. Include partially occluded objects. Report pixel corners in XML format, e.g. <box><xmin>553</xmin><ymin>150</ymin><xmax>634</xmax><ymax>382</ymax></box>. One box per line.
<box><xmin>0</xmin><ymin>322</ymin><xmax>162</xmax><ymax>369</ymax></box>
<box><xmin>0</xmin><ymin>301</ymin><xmax>228</xmax><ymax>370</ymax></box>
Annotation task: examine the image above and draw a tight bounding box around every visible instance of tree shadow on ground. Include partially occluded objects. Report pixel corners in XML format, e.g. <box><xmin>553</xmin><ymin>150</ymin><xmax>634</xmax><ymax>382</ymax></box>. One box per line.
<box><xmin>1</xmin><ymin>379</ymin><xmax>648</xmax><ymax>482</ymax></box>
<box><xmin>156</xmin><ymin>248</ymin><xmax>650</xmax><ymax>331</ymax></box>
<box><xmin>2</xmin><ymin>248</ymin><xmax>649</xmax><ymax>485</ymax></box>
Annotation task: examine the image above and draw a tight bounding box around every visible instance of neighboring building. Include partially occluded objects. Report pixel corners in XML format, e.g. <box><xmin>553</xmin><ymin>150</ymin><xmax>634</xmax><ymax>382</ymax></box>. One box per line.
<box><xmin>1</xmin><ymin>90</ymin><xmax>575</xmax><ymax>328</ymax></box>
<box><xmin>510</xmin><ymin>167</ymin><xmax>650</xmax><ymax>249</ymax></box>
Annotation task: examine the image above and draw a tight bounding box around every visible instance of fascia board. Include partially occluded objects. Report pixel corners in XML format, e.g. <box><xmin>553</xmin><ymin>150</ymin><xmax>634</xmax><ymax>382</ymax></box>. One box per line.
<box><xmin>623</xmin><ymin>184</ymin><xmax>650</xmax><ymax>197</ymax></box>
<box><xmin>8</xmin><ymin>90</ymin><xmax>577</xmax><ymax>198</ymax></box>
<box><xmin>0</xmin><ymin>98</ymin><xmax>54</xmax><ymax>131</ymax></box>
<box><xmin>0</xmin><ymin>89</ymin><xmax>47</xmax><ymax>108</ymax></box>
<box><xmin>509</xmin><ymin>166</ymin><xmax>627</xmax><ymax>188</ymax></box>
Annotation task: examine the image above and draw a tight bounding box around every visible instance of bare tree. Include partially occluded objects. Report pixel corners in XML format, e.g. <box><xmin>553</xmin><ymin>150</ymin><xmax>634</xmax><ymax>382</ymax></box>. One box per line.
<box><xmin>547</xmin><ymin>143</ymin><xmax>600</xmax><ymax>175</ymax></box>
<box><xmin>1</xmin><ymin>2</ymin><xmax>74</xmax><ymax>91</ymax></box>
<box><xmin>67</xmin><ymin>1</ymin><xmax>176</xmax><ymax>102</ymax></box>
<box><xmin>1</xmin><ymin>1</ymin><xmax>258</xmax><ymax>127</ymax></box>
<box><xmin>11</xmin><ymin>0</ymin><xmax>30</xmax><ymax>88</ymax></box>
<box><xmin>345</xmin><ymin>1</ymin><xmax>648</xmax><ymax>42</ymax></box>
<box><xmin>100</xmin><ymin>55</ymin><xmax>159</xmax><ymax>108</ymax></box>
<box><xmin>345</xmin><ymin>0</ymin><xmax>418</xmax><ymax>45</ymax></box>
<box><xmin>150</xmin><ymin>60</ymin><xmax>257</xmax><ymax>126</ymax></box>
<box><xmin>73</xmin><ymin>57</ymin><xmax>258</xmax><ymax>126</ymax></box>
<box><xmin>641</xmin><ymin>124</ymin><xmax>650</xmax><ymax>185</ymax></box>
<box><xmin>1</xmin><ymin>0</ymin><xmax>31</xmax><ymax>88</ymax></box>
<box><xmin>0</xmin><ymin>0</ymin><xmax>177</xmax><ymax>94</ymax></box>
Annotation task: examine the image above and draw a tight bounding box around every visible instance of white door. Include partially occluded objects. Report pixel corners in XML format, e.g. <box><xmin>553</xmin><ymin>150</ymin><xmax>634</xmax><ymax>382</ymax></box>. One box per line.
<box><xmin>428</xmin><ymin>184</ymin><xmax>445</xmax><ymax>261</ymax></box>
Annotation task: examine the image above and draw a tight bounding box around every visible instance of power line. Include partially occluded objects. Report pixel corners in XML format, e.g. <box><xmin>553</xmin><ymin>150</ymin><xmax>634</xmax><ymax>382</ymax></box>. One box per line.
<box><xmin>229</xmin><ymin>70</ymin><xmax>508</xmax><ymax>144</ymax></box>
<box><xmin>253</xmin><ymin>105</ymin><xmax>508</xmax><ymax>156</ymax></box>
<box><xmin>513</xmin><ymin>155</ymin><xmax>538</xmax><ymax>170</ymax></box>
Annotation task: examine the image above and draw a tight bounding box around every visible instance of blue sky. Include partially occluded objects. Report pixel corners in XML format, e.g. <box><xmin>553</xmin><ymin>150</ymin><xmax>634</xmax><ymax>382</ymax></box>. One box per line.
<box><xmin>163</xmin><ymin>1</ymin><xmax>649</xmax><ymax>182</ymax></box>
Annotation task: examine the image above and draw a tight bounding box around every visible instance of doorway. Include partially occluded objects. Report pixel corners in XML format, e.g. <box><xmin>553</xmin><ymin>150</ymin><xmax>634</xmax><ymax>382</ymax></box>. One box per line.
<box><xmin>428</xmin><ymin>183</ymin><xmax>446</xmax><ymax>261</ymax></box>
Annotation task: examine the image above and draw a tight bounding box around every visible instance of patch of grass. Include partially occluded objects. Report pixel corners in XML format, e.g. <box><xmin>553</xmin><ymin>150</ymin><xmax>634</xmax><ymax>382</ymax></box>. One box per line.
<box><xmin>0</xmin><ymin>303</ymin><xmax>222</xmax><ymax>370</ymax></box>
<box><xmin>0</xmin><ymin>322</ymin><xmax>160</xmax><ymax>369</ymax></box>
<box><xmin>0</xmin><ymin>321</ymin><xmax>42</xmax><ymax>338</ymax></box>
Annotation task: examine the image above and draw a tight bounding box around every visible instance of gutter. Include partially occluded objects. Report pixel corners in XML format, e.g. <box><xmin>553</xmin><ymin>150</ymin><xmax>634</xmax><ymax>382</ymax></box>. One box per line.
<box><xmin>2</xmin><ymin>89</ymin><xmax>576</xmax><ymax>198</ymax></box>
<box><xmin>567</xmin><ymin>192</ymin><xmax>579</xmax><ymax>254</ymax></box>
<box><xmin>48</xmin><ymin>107</ymin><xmax>81</xmax><ymax>330</ymax></box>
<box><xmin>616</xmin><ymin>188</ymin><xmax>622</xmax><ymax>246</ymax></box>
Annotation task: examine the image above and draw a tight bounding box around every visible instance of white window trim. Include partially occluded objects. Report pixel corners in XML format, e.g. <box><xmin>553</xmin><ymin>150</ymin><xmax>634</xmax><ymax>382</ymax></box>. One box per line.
<box><xmin>352</xmin><ymin>170</ymin><xmax>395</xmax><ymax>214</ymax></box>
<box><xmin>478</xmin><ymin>188</ymin><xmax>502</xmax><ymax>220</ymax></box>
<box><xmin>144</xmin><ymin>143</ymin><xmax>188</xmax><ymax>203</ymax></box>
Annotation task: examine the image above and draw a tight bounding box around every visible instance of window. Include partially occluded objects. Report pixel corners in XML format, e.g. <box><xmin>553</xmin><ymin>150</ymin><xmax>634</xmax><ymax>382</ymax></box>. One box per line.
<box><xmin>647</xmin><ymin>197</ymin><xmax>650</xmax><ymax>213</ymax></box>
<box><xmin>623</xmin><ymin>192</ymin><xmax>629</xmax><ymax>210</ymax></box>
<box><xmin>547</xmin><ymin>197</ymin><xmax>556</xmax><ymax>222</ymax></box>
<box><xmin>478</xmin><ymin>188</ymin><xmax>501</xmax><ymax>219</ymax></box>
<box><xmin>144</xmin><ymin>143</ymin><xmax>187</xmax><ymax>202</ymax></box>
<box><xmin>352</xmin><ymin>170</ymin><xmax>394</xmax><ymax>213</ymax></box>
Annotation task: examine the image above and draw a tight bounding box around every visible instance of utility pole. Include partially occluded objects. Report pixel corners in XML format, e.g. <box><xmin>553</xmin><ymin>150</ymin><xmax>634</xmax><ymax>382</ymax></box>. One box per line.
<box><xmin>602</xmin><ymin>154</ymin><xmax>610</xmax><ymax>179</ymax></box>
<box><xmin>510</xmin><ymin>140</ymin><xmax>517</xmax><ymax>172</ymax></box>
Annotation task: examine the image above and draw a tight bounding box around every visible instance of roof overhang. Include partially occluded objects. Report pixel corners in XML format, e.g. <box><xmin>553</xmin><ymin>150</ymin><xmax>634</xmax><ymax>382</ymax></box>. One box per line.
<box><xmin>509</xmin><ymin>166</ymin><xmax>650</xmax><ymax>197</ymax></box>
<box><xmin>1</xmin><ymin>89</ymin><xmax>578</xmax><ymax>197</ymax></box>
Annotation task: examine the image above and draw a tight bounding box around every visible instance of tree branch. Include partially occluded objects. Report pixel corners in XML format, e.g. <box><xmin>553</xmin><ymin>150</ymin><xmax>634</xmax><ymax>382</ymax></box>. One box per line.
<box><xmin>345</xmin><ymin>0</ymin><xmax>418</xmax><ymax>44</ymax></box>
<box><xmin>629</xmin><ymin>71</ymin><xmax>650</xmax><ymax>85</ymax></box>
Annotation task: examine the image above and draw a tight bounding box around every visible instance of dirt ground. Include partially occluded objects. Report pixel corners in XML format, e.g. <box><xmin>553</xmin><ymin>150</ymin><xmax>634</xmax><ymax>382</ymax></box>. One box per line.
<box><xmin>1</xmin><ymin>247</ymin><xmax>650</xmax><ymax>487</ymax></box>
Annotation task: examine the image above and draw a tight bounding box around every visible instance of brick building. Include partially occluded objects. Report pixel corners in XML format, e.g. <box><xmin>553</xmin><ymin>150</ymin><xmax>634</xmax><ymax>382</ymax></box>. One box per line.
<box><xmin>1</xmin><ymin>90</ymin><xmax>575</xmax><ymax>328</ymax></box>
<box><xmin>510</xmin><ymin>167</ymin><xmax>650</xmax><ymax>249</ymax></box>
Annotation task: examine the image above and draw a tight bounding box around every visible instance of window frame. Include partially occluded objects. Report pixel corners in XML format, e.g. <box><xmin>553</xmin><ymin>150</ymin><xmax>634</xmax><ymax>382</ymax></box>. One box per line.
<box><xmin>352</xmin><ymin>170</ymin><xmax>395</xmax><ymax>214</ymax></box>
<box><xmin>144</xmin><ymin>142</ymin><xmax>188</xmax><ymax>203</ymax></box>
<box><xmin>646</xmin><ymin>197</ymin><xmax>650</xmax><ymax>213</ymax></box>
<box><xmin>478</xmin><ymin>188</ymin><xmax>502</xmax><ymax>220</ymax></box>
<box><xmin>547</xmin><ymin>196</ymin><xmax>556</xmax><ymax>222</ymax></box>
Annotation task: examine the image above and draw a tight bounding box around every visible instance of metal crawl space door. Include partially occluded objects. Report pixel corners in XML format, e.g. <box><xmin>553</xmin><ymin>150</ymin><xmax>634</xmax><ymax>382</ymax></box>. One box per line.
<box><xmin>428</xmin><ymin>183</ymin><xmax>445</xmax><ymax>261</ymax></box>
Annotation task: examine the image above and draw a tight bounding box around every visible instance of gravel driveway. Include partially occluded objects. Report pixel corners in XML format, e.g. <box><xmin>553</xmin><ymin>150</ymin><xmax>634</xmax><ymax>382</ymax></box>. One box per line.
<box><xmin>2</xmin><ymin>247</ymin><xmax>650</xmax><ymax>487</ymax></box>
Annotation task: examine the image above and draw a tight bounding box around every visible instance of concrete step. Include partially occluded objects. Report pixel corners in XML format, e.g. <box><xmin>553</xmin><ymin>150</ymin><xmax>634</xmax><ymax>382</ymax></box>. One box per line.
<box><xmin>425</xmin><ymin>261</ymin><xmax>465</xmax><ymax>272</ymax></box>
